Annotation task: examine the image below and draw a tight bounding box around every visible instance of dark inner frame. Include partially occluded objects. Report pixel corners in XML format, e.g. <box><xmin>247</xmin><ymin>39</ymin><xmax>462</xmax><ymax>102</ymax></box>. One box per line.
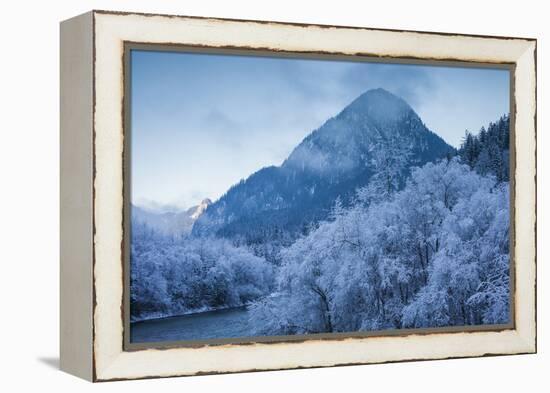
<box><xmin>122</xmin><ymin>41</ymin><xmax>516</xmax><ymax>351</ymax></box>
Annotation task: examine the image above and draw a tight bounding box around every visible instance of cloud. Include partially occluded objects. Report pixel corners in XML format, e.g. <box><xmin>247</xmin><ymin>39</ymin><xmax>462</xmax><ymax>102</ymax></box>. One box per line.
<box><xmin>199</xmin><ymin>109</ymin><xmax>244</xmax><ymax>150</ymax></box>
<box><xmin>339</xmin><ymin>62</ymin><xmax>436</xmax><ymax>108</ymax></box>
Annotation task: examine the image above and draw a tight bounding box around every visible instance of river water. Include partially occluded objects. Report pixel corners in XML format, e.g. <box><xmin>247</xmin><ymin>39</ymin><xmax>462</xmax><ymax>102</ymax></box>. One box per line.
<box><xmin>130</xmin><ymin>306</ymin><xmax>253</xmax><ymax>343</ymax></box>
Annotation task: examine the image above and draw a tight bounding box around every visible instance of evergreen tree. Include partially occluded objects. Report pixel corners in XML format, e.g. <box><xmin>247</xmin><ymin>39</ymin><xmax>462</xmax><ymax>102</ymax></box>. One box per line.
<box><xmin>458</xmin><ymin>114</ymin><xmax>509</xmax><ymax>182</ymax></box>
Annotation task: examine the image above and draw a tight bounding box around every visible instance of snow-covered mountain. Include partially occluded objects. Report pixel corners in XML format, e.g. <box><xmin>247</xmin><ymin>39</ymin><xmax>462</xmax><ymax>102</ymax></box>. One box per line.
<box><xmin>132</xmin><ymin>198</ymin><xmax>211</xmax><ymax>236</ymax></box>
<box><xmin>192</xmin><ymin>88</ymin><xmax>454</xmax><ymax>241</ymax></box>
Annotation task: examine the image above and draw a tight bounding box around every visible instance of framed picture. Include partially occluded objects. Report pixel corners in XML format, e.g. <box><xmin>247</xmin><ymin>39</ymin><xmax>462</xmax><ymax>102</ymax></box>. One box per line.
<box><xmin>60</xmin><ymin>10</ymin><xmax>537</xmax><ymax>381</ymax></box>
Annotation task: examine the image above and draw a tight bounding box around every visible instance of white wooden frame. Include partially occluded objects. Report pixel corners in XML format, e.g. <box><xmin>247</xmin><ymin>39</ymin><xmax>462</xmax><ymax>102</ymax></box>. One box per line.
<box><xmin>60</xmin><ymin>10</ymin><xmax>537</xmax><ymax>382</ymax></box>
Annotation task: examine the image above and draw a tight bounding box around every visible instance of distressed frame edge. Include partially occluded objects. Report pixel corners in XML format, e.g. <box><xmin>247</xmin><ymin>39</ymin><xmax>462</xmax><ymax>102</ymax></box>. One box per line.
<box><xmin>59</xmin><ymin>11</ymin><xmax>95</xmax><ymax>381</ymax></box>
<box><xmin>90</xmin><ymin>11</ymin><xmax>537</xmax><ymax>381</ymax></box>
<box><xmin>512</xmin><ymin>40</ymin><xmax>537</xmax><ymax>354</ymax></box>
<box><xmin>91</xmin><ymin>8</ymin><xmax>537</xmax><ymax>42</ymax></box>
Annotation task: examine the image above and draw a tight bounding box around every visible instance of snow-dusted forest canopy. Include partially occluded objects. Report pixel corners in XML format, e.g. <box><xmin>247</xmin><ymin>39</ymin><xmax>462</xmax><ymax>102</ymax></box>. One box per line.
<box><xmin>130</xmin><ymin>90</ymin><xmax>510</xmax><ymax>338</ymax></box>
<box><xmin>130</xmin><ymin>227</ymin><xmax>274</xmax><ymax>321</ymax></box>
<box><xmin>249</xmin><ymin>158</ymin><xmax>509</xmax><ymax>334</ymax></box>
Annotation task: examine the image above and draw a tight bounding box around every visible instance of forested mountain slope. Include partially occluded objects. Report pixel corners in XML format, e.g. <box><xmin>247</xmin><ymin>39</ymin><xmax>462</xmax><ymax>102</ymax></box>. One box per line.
<box><xmin>193</xmin><ymin>89</ymin><xmax>454</xmax><ymax>243</ymax></box>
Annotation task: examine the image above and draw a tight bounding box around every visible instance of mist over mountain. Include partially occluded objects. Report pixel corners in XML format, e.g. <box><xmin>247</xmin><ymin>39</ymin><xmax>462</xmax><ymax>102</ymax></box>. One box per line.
<box><xmin>192</xmin><ymin>88</ymin><xmax>454</xmax><ymax>242</ymax></box>
<box><xmin>132</xmin><ymin>198</ymin><xmax>211</xmax><ymax>237</ymax></box>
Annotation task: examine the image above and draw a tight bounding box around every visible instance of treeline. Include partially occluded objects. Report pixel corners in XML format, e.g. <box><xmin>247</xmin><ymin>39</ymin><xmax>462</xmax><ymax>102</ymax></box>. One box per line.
<box><xmin>130</xmin><ymin>225</ymin><xmax>274</xmax><ymax>321</ymax></box>
<box><xmin>249</xmin><ymin>158</ymin><xmax>510</xmax><ymax>335</ymax></box>
<box><xmin>458</xmin><ymin>114</ymin><xmax>510</xmax><ymax>182</ymax></box>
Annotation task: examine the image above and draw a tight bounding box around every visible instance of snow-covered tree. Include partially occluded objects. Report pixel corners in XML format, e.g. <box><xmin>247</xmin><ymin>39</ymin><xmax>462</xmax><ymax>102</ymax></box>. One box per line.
<box><xmin>250</xmin><ymin>158</ymin><xmax>510</xmax><ymax>334</ymax></box>
<box><xmin>356</xmin><ymin>138</ymin><xmax>413</xmax><ymax>204</ymax></box>
<box><xmin>130</xmin><ymin>229</ymin><xmax>274</xmax><ymax>321</ymax></box>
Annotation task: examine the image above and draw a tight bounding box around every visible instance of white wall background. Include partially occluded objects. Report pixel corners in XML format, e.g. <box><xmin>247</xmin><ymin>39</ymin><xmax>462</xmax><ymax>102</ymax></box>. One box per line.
<box><xmin>0</xmin><ymin>0</ymin><xmax>546</xmax><ymax>391</ymax></box>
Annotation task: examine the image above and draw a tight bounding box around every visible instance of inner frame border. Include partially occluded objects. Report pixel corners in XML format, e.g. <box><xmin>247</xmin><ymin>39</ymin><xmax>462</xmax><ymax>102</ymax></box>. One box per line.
<box><xmin>121</xmin><ymin>42</ymin><xmax>517</xmax><ymax>352</ymax></box>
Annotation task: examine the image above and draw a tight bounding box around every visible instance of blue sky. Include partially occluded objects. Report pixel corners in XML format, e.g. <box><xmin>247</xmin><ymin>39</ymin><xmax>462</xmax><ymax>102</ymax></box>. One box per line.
<box><xmin>131</xmin><ymin>49</ymin><xmax>510</xmax><ymax>210</ymax></box>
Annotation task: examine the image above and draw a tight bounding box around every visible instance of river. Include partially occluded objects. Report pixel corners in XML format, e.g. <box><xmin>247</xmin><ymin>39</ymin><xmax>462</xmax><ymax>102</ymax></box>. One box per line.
<box><xmin>130</xmin><ymin>306</ymin><xmax>253</xmax><ymax>343</ymax></box>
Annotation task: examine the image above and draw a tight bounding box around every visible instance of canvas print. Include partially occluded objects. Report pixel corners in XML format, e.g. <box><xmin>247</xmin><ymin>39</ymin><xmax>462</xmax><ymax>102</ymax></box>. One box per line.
<box><xmin>128</xmin><ymin>49</ymin><xmax>511</xmax><ymax>344</ymax></box>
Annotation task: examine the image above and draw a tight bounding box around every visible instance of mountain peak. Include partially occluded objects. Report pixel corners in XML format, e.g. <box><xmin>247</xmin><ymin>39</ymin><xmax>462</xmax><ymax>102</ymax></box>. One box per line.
<box><xmin>190</xmin><ymin>198</ymin><xmax>211</xmax><ymax>220</ymax></box>
<box><xmin>282</xmin><ymin>88</ymin><xmax>425</xmax><ymax>174</ymax></box>
<box><xmin>340</xmin><ymin>88</ymin><xmax>414</xmax><ymax>123</ymax></box>
<box><xmin>132</xmin><ymin>198</ymin><xmax>213</xmax><ymax>237</ymax></box>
